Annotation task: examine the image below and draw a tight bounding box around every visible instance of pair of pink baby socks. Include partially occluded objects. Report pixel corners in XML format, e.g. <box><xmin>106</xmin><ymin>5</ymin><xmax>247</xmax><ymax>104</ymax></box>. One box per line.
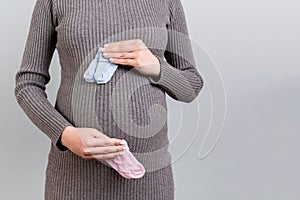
<box><xmin>105</xmin><ymin>140</ymin><xmax>146</xmax><ymax>179</ymax></box>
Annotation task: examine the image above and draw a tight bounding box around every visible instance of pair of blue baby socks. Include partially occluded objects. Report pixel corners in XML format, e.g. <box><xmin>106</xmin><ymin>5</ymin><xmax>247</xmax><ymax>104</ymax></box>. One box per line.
<box><xmin>84</xmin><ymin>47</ymin><xmax>118</xmax><ymax>84</ymax></box>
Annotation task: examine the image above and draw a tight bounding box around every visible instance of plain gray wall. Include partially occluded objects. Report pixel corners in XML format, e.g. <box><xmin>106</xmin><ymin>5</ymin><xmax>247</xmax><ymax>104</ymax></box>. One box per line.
<box><xmin>1</xmin><ymin>0</ymin><xmax>300</xmax><ymax>199</ymax></box>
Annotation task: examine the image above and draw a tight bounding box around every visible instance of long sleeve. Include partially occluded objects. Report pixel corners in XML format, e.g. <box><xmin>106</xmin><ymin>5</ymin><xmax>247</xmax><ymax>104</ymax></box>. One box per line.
<box><xmin>148</xmin><ymin>0</ymin><xmax>204</xmax><ymax>103</ymax></box>
<box><xmin>14</xmin><ymin>0</ymin><xmax>73</xmax><ymax>151</ymax></box>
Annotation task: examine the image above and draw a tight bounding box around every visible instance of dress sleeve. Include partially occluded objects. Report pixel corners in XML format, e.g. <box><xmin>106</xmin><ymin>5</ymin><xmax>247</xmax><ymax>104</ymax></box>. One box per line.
<box><xmin>148</xmin><ymin>0</ymin><xmax>204</xmax><ymax>103</ymax></box>
<box><xmin>14</xmin><ymin>0</ymin><xmax>73</xmax><ymax>151</ymax></box>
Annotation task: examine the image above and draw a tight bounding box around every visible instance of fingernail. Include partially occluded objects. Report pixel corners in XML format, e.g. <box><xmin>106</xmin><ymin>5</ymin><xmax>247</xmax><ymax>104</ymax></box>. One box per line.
<box><xmin>123</xmin><ymin>146</ymin><xmax>128</xmax><ymax>151</ymax></box>
<box><xmin>103</xmin><ymin>53</ymin><xmax>108</xmax><ymax>57</ymax></box>
<box><xmin>119</xmin><ymin>140</ymin><xmax>126</xmax><ymax>145</ymax></box>
<box><xmin>104</xmin><ymin>43</ymin><xmax>109</xmax><ymax>47</ymax></box>
<box><xmin>109</xmin><ymin>58</ymin><xmax>114</xmax><ymax>62</ymax></box>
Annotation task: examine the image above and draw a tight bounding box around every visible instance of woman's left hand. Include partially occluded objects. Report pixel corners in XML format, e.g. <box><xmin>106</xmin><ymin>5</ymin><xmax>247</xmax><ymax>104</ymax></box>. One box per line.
<box><xmin>101</xmin><ymin>39</ymin><xmax>161</xmax><ymax>79</ymax></box>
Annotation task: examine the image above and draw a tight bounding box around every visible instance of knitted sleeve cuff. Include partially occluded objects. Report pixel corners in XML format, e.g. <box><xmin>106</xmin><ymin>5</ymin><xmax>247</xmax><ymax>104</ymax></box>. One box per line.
<box><xmin>148</xmin><ymin>58</ymin><xmax>203</xmax><ymax>103</ymax></box>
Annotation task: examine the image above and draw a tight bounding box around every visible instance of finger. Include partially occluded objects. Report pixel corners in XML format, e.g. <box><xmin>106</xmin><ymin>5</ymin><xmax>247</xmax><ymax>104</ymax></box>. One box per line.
<box><xmin>110</xmin><ymin>58</ymin><xmax>137</xmax><ymax>66</ymax></box>
<box><xmin>104</xmin><ymin>40</ymin><xmax>146</xmax><ymax>53</ymax></box>
<box><xmin>103</xmin><ymin>51</ymin><xmax>136</xmax><ymax>59</ymax></box>
<box><xmin>86</xmin><ymin>145</ymin><xmax>127</xmax><ymax>156</ymax></box>
<box><xmin>111</xmin><ymin>138</ymin><xmax>126</xmax><ymax>146</ymax></box>
<box><xmin>105</xmin><ymin>44</ymin><xmax>139</xmax><ymax>53</ymax></box>
<box><xmin>82</xmin><ymin>156</ymin><xmax>95</xmax><ymax>160</ymax></box>
<box><xmin>104</xmin><ymin>39</ymin><xmax>143</xmax><ymax>48</ymax></box>
<box><xmin>86</xmin><ymin>151</ymin><xmax>124</xmax><ymax>160</ymax></box>
<box><xmin>82</xmin><ymin>145</ymin><xmax>123</xmax><ymax>156</ymax></box>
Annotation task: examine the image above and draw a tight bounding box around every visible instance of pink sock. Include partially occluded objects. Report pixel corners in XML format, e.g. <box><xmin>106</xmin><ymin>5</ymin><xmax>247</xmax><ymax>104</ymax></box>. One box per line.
<box><xmin>106</xmin><ymin>140</ymin><xmax>146</xmax><ymax>179</ymax></box>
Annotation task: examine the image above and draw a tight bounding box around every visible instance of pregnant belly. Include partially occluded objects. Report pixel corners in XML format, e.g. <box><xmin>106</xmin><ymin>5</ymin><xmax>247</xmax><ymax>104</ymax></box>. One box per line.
<box><xmin>64</xmin><ymin>65</ymin><xmax>169</xmax><ymax>154</ymax></box>
<box><xmin>95</xmin><ymin>68</ymin><xmax>169</xmax><ymax>153</ymax></box>
<box><xmin>54</xmin><ymin>65</ymin><xmax>171</xmax><ymax>171</ymax></box>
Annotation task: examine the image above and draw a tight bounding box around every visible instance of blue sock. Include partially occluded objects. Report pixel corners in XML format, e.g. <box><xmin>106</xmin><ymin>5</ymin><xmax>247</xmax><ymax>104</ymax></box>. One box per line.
<box><xmin>84</xmin><ymin>47</ymin><xmax>118</xmax><ymax>84</ymax></box>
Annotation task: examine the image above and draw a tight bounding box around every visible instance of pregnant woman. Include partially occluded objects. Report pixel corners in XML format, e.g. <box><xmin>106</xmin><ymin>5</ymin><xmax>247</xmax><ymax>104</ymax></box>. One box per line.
<box><xmin>14</xmin><ymin>0</ymin><xmax>203</xmax><ymax>199</ymax></box>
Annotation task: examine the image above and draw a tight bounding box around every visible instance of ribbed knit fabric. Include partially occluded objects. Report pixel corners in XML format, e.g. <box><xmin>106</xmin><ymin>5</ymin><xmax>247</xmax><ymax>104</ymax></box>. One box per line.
<box><xmin>14</xmin><ymin>0</ymin><xmax>204</xmax><ymax>199</ymax></box>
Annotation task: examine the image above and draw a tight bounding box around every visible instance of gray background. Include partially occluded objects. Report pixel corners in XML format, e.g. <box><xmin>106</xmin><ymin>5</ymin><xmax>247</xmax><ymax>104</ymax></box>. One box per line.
<box><xmin>1</xmin><ymin>0</ymin><xmax>300</xmax><ymax>199</ymax></box>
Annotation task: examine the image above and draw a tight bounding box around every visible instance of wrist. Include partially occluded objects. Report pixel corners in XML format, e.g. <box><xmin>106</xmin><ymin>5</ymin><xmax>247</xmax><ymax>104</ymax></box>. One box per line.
<box><xmin>61</xmin><ymin>126</ymin><xmax>76</xmax><ymax>147</ymax></box>
<box><xmin>149</xmin><ymin>61</ymin><xmax>161</xmax><ymax>81</ymax></box>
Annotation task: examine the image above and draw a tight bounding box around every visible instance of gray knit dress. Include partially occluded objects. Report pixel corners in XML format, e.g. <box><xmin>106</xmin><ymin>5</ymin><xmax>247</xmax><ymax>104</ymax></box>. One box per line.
<box><xmin>14</xmin><ymin>0</ymin><xmax>203</xmax><ymax>199</ymax></box>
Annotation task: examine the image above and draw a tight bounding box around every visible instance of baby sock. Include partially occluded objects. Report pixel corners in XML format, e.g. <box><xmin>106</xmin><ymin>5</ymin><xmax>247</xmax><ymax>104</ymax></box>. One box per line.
<box><xmin>83</xmin><ymin>47</ymin><xmax>118</xmax><ymax>84</ymax></box>
<box><xmin>106</xmin><ymin>140</ymin><xmax>146</xmax><ymax>179</ymax></box>
<box><xmin>83</xmin><ymin>50</ymin><xmax>99</xmax><ymax>82</ymax></box>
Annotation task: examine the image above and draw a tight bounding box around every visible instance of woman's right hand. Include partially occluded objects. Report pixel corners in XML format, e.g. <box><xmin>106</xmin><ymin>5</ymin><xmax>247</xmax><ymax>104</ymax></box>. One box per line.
<box><xmin>60</xmin><ymin>126</ymin><xmax>127</xmax><ymax>160</ymax></box>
